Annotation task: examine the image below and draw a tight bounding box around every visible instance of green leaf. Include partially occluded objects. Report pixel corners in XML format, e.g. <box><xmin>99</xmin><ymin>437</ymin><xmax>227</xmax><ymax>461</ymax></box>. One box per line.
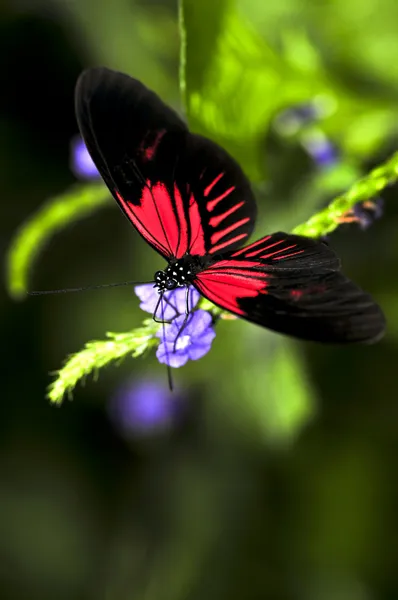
<box><xmin>215</xmin><ymin>328</ymin><xmax>317</xmax><ymax>445</ymax></box>
<box><xmin>246</xmin><ymin>339</ymin><xmax>316</xmax><ymax>445</ymax></box>
<box><xmin>61</xmin><ymin>0</ymin><xmax>177</xmax><ymax>99</ymax></box>
<box><xmin>179</xmin><ymin>0</ymin><xmax>231</xmax><ymax>101</ymax></box>
<box><xmin>6</xmin><ymin>183</ymin><xmax>110</xmax><ymax>300</ymax></box>
<box><xmin>181</xmin><ymin>0</ymin><xmax>398</xmax><ymax>181</ymax></box>
<box><xmin>181</xmin><ymin>0</ymin><xmax>290</xmax><ymax>180</ymax></box>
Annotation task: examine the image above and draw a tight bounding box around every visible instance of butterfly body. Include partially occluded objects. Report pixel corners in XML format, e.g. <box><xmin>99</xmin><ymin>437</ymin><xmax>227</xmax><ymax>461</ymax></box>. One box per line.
<box><xmin>75</xmin><ymin>67</ymin><xmax>385</xmax><ymax>345</ymax></box>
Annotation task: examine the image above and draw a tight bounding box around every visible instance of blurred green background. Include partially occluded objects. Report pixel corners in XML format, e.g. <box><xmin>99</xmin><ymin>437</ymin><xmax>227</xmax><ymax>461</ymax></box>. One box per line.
<box><xmin>1</xmin><ymin>0</ymin><xmax>398</xmax><ymax>599</ymax></box>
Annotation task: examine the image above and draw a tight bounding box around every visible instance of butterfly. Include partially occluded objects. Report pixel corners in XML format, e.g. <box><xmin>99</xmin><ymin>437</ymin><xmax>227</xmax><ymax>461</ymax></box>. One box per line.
<box><xmin>75</xmin><ymin>67</ymin><xmax>385</xmax><ymax>344</ymax></box>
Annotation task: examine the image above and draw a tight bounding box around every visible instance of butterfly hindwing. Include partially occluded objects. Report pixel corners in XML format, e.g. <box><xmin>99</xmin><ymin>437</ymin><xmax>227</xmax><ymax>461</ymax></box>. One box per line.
<box><xmin>75</xmin><ymin>67</ymin><xmax>257</xmax><ymax>259</ymax></box>
<box><xmin>194</xmin><ymin>233</ymin><xmax>385</xmax><ymax>343</ymax></box>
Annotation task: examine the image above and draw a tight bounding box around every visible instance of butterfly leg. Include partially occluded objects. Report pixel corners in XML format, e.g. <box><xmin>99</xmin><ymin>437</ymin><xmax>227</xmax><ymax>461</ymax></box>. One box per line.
<box><xmin>152</xmin><ymin>292</ymin><xmax>178</xmax><ymax>323</ymax></box>
<box><xmin>158</xmin><ymin>294</ymin><xmax>174</xmax><ymax>390</ymax></box>
<box><xmin>172</xmin><ymin>286</ymin><xmax>192</xmax><ymax>352</ymax></box>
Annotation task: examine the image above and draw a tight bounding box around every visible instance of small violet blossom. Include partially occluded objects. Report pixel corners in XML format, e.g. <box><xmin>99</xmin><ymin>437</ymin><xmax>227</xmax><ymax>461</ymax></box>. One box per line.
<box><xmin>135</xmin><ymin>284</ymin><xmax>200</xmax><ymax>320</ymax></box>
<box><xmin>275</xmin><ymin>97</ymin><xmax>335</xmax><ymax>136</ymax></box>
<box><xmin>352</xmin><ymin>197</ymin><xmax>384</xmax><ymax>230</ymax></box>
<box><xmin>156</xmin><ymin>310</ymin><xmax>216</xmax><ymax>368</ymax></box>
<box><xmin>275</xmin><ymin>103</ymin><xmax>321</xmax><ymax>136</ymax></box>
<box><xmin>109</xmin><ymin>378</ymin><xmax>183</xmax><ymax>437</ymax></box>
<box><xmin>134</xmin><ymin>284</ymin><xmax>216</xmax><ymax>368</ymax></box>
<box><xmin>301</xmin><ymin>131</ymin><xmax>338</xmax><ymax>169</ymax></box>
<box><xmin>70</xmin><ymin>136</ymin><xmax>100</xmax><ymax>179</ymax></box>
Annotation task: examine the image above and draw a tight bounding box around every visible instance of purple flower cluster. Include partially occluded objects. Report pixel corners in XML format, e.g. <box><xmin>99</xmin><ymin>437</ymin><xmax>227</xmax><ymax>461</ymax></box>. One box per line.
<box><xmin>135</xmin><ymin>284</ymin><xmax>216</xmax><ymax>368</ymax></box>
<box><xmin>156</xmin><ymin>311</ymin><xmax>216</xmax><ymax>367</ymax></box>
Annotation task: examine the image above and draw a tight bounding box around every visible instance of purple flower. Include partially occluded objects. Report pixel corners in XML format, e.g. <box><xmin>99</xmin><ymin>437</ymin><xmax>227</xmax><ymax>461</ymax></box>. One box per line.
<box><xmin>109</xmin><ymin>378</ymin><xmax>183</xmax><ymax>436</ymax></box>
<box><xmin>135</xmin><ymin>284</ymin><xmax>200</xmax><ymax>321</ymax></box>
<box><xmin>301</xmin><ymin>131</ymin><xmax>338</xmax><ymax>169</ymax></box>
<box><xmin>275</xmin><ymin>103</ymin><xmax>320</xmax><ymax>135</ymax></box>
<box><xmin>70</xmin><ymin>136</ymin><xmax>100</xmax><ymax>179</ymax></box>
<box><xmin>135</xmin><ymin>285</ymin><xmax>215</xmax><ymax>367</ymax></box>
<box><xmin>353</xmin><ymin>197</ymin><xmax>384</xmax><ymax>230</ymax></box>
<box><xmin>156</xmin><ymin>310</ymin><xmax>216</xmax><ymax>368</ymax></box>
<box><xmin>274</xmin><ymin>98</ymin><xmax>335</xmax><ymax>136</ymax></box>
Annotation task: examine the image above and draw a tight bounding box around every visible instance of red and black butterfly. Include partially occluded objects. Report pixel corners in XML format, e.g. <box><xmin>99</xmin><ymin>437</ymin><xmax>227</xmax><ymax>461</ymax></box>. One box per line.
<box><xmin>75</xmin><ymin>67</ymin><xmax>385</xmax><ymax>344</ymax></box>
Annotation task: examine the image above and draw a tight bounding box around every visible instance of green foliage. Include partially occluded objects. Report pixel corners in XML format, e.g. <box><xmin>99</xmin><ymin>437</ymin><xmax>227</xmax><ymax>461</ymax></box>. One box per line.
<box><xmin>181</xmin><ymin>0</ymin><xmax>398</xmax><ymax>181</ymax></box>
<box><xmin>236</xmin><ymin>337</ymin><xmax>316</xmax><ymax>445</ymax></box>
<box><xmin>63</xmin><ymin>0</ymin><xmax>178</xmax><ymax>98</ymax></box>
<box><xmin>6</xmin><ymin>183</ymin><xmax>110</xmax><ymax>300</ymax></box>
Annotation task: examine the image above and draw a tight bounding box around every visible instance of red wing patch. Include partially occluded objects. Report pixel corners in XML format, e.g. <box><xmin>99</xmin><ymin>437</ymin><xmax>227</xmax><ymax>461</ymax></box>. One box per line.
<box><xmin>195</xmin><ymin>261</ymin><xmax>270</xmax><ymax>315</ymax></box>
<box><xmin>115</xmin><ymin>182</ymin><xmax>207</xmax><ymax>259</ymax></box>
<box><xmin>115</xmin><ymin>183</ymin><xmax>186</xmax><ymax>258</ymax></box>
<box><xmin>139</xmin><ymin>129</ymin><xmax>166</xmax><ymax>161</ymax></box>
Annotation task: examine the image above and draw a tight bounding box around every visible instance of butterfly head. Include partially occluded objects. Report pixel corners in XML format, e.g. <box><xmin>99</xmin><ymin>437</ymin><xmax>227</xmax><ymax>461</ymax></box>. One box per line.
<box><xmin>154</xmin><ymin>259</ymin><xmax>196</xmax><ymax>293</ymax></box>
<box><xmin>154</xmin><ymin>270</ymin><xmax>178</xmax><ymax>292</ymax></box>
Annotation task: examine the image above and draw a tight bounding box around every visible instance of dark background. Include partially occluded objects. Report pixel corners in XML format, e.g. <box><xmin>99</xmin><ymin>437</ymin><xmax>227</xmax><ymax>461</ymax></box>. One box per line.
<box><xmin>1</xmin><ymin>0</ymin><xmax>398</xmax><ymax>599</ymax></box>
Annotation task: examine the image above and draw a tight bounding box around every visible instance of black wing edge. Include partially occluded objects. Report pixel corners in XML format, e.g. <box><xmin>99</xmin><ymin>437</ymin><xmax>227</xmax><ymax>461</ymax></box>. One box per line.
<box><xmin>74</xmin><ymin>67</ymin><xmax>188</xmax><ymax>190</ymax></box>
<box><xmin>251</xmin><ymin>275</ymin><xmax>385</xmax><ymax>344</ymax></box>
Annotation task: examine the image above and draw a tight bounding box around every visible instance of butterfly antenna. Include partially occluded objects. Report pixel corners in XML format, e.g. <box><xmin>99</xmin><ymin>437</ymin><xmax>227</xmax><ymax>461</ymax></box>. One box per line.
<box><xmin>28</xmin><ymin>280</ymin><xmax>152</xmax><ymax>296</ymax></box>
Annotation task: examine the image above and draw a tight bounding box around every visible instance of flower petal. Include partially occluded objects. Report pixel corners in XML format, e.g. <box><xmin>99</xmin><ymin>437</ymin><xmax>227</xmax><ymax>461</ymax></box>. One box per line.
<box><xmin>135</xmin><ymin>283</ymin><xmax>158</xmax><ymax>306</ymax></box>
<box><xmin>172</xmin><ymin>287</ymin><xmax>200</xmax><ymax>314</ymax></box>
<box><xmin>156</xmin><ymin>310</ymin><xmax>213</xmax><ymax>343</ymax></box>
<box><xmin>70</xmin><ymin>136</ymin><xmax>100</xmax><ymax>179</ymax></box>
<box><xmin>187</xmin><ymin>340</ymin><xmax>214</xmax><ymax>361</ymax></box>
<box><xmin>156</xmin><ymin>342</ymin><xmax>189</xmax><ymax>368</ymax></box>
<box><xmin>135</xmin><ymin>284</ymin><xmax>176</xmax><ymax>320</ymax></box>
<box><xmin>156</xmin><ymin>320</ymin><xmax>179</xmax><ymax>342</ymax></box>
<box><xmin>183</xmin><ymin>310</ymin><xmax>213</xmax><ymax>336</ymax></box>
<box><xmin>136</xmin><ymin>285</ymin><xmax>200</xmax><ymax>321</ymax></box>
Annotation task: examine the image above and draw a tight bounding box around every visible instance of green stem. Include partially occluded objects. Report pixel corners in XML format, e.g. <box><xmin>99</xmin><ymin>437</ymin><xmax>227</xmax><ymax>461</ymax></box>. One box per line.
<box><xmin>6</xmin><ymin>183</ymin><xmax>110</xmax><ymax>300</ymax></box>
<box><xmin>48</xmin><ymin>323</ymin><xmax>159</xmax><ymax>405</ymax></box>
<box><xmin>292</xmin><ymin>150</ymin><xmax>398</xmax><ymax>237</ymax></box>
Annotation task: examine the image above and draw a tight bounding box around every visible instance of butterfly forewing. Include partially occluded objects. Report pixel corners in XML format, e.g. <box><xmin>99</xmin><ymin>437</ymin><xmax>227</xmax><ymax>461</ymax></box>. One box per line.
<box><xmin>75</xmin><ymin>67</ymin><xmax>257</xmax><ymax>260</ymax></box>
